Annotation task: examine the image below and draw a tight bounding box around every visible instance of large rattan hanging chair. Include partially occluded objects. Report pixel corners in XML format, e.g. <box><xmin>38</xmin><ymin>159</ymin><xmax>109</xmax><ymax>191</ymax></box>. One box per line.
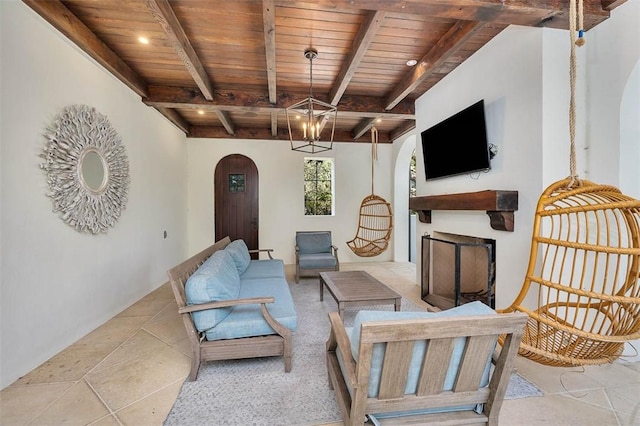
<box><xmin>499</xmin><ymin>178</ymin><xmax>640</xmax><ymax>366</ymax></box>
<box><xmin>499</xmin><ymin>0</ymin><xmax>640</xmax><ymax>367</ymax></box>
<box><xmin>347</xmin><ymin>127</ymin><xmax>393</xmax><ymax>257</ymax></box>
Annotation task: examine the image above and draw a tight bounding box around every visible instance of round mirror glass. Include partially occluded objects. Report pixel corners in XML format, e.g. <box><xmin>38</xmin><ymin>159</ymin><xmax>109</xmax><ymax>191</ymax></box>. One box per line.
<box><xmin>80</xmin><ymin>149</ymin><xmax>107</xmax><ymax>193</ymax></box>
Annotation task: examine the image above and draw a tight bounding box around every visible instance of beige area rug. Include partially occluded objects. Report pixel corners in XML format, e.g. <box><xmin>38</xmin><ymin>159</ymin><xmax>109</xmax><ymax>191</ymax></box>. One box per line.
<box><xmin>164</xmin><ymin>278</ymin><xmax>541</xmax><ymax>425</ymax></box>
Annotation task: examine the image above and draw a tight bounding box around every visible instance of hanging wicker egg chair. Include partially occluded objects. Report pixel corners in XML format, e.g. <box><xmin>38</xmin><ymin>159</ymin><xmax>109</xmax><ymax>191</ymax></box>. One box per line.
<box><xmin>347</xmin><ymin>193</ymin><xmax>393</xmax><ymax>257</ymax></box>
<box><xmin>499</xmin><ymin>178</ymin><xmax>640</xmax><ymax>366</ymax></box>
<box><xmin>347</xmin><ymin>127</ymin><xmax>393</xmax><ymax>257</ymax></box>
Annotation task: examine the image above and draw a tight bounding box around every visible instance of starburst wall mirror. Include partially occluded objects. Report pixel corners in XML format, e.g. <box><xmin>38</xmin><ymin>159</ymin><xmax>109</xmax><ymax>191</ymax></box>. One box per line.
<box><xmin>40</xmin><ymin>105</ymin><xmax>130</xmax><ymax>234</ymax></box>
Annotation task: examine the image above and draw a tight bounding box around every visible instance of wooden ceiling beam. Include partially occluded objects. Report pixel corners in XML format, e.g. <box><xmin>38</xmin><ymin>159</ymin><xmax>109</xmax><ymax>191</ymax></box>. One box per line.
<box><xmin>146</xmin><ymin>0</ymin><xmax>214</xmax><ymax>100</ymax></box>
<box><xmin>270</xmin><ymin>111</ymin><xmax>279</xmax><ymax>137</ymax></box>
<box><xmin>273</xmin><ymin>0</ymin><xmax>610</xmax><ymax>30</ymax></box>
<box><xmin>352</xmin><ymin>118</ymin><xmax>379</xmax><ymax>140</ymax></box>
<box><xmin>601</xmin><ymin>0</ymin><xmax>628</xmax><ymax>11</ymax></box>
<box><xmin>22</xmin><ymin>0</ymin><xmax>148</xmax><ymax>97</ymax></box>
<box><xmin>215</xmin><ymin>110</ymin><xmax>235</xmax><ymax>135</ymax></box>
<box><xmin>329</xmin><ymin>10</ymin><xmax>387</xmax><ymax>106</ymax></box>
<box><xmin>143</xmin><ymin>86</ymin><xmax>415</xmax><ymax>118</ymax></box>
<box><xmin>390</xmin><ymin>120</ymin><xmax>416</xmax><ymax>142</ymax></box>
<box><xmin>153</xmin><ymin>107</ymin><xmax>190</xmax><ymax>134</ymax></box>
<box><xmin>385</xmin><ymin>20</ymin><xmax>484</xmax><ymax>110</ymax></box>
<box><xmin>189</xmin><ymin>126</ymin><xmax>393</xmax><ymax>143</ymax></box>
<box><xmin>263</xmin><ymin>0</ymin><xmax>277</xmax><ymax>104</ymax></box>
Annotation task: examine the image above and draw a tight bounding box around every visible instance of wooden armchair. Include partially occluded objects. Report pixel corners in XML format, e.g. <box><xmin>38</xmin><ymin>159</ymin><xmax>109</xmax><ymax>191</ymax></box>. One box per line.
<box><xmin>326</xmin><ymin>303</ymin><xmax>527</xmax><ymax>425</ymax></box>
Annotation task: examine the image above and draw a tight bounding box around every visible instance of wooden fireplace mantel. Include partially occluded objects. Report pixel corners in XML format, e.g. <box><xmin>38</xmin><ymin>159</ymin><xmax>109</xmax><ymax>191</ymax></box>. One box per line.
<box><xmin>409</xmin><ymin>190</ymin><xmax>519</xmax><ymax>231</ymax></box>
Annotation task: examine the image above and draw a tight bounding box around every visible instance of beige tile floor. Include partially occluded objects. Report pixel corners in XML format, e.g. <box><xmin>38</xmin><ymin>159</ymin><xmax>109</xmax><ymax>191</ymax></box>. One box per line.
<box><xmin>1</xmin><ymin>261</ymin><xmax>639</xmax><ymax>425</ymax></box>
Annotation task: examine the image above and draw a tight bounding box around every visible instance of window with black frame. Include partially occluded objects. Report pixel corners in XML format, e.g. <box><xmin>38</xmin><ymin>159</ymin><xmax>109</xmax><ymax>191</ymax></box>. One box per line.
<box><xmin>304</xmin><ymin>158</ymin><xmax>334</xmax><ymax>215</ymax></box>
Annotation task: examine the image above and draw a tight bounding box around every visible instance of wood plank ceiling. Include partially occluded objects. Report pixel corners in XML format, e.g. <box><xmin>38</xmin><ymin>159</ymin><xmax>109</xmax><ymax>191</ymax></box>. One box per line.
<box><xmin>23</xmin><ymin>0</ymin><xmax>625</xmax><ymax>144</ymax></box>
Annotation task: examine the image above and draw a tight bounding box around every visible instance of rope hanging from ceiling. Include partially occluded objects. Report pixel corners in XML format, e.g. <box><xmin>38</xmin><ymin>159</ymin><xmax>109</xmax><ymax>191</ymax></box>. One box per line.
<box><xmin>498</xmin><ymin>0</ymin><xmax>640</xmax><ymax>367</ymax></box>
<box><xmin>347</xmin><ymin>127</ymin><xmax>393</xmax><ymax>257</ymax></box>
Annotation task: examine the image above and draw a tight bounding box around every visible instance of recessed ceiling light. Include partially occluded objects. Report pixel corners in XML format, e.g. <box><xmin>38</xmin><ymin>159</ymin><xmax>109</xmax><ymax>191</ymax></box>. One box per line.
<box><xmin>406</xmin><ymin>59</ymin><xmax>417</xmax><ymax>67</ymax></box>
<box><xmin>376</xmin><ymin>118</ymin><xmax>382</xmax><ymax>123</ymax></box>
<box><xmin>138</xmin><ymin>37</ymin><xmax>149</xmax><ymax>45</ymax></box>
<box><xmin>198</xmin><ymin>110</ymin><xmax>205</xmax><ymax>115</ymax></box>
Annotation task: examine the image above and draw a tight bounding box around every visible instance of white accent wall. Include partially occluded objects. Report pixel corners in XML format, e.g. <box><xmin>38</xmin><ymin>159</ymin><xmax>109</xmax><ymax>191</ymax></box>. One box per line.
<box><xmin>186</xmin><ymin>139</ymin><xmax>395</xmax><ymax>264</ymax></box>
<box><xmin>0</xmin><ymin>3</ymin><xmax>188</xmax><ymax>388</ymax></box>
<box><xmin>414</xmin><ymin>25</ymin><xmax>545</xmax><ymax>309</ymax></box>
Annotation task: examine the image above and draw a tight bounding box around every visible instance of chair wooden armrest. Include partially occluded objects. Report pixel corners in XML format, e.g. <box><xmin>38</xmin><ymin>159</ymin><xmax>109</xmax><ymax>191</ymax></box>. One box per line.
<box><xmin>327</xmin><ymin>311</ymin><xmax>357</xmax><ymax>387</ymax></box>
<box><xmin>178</xmin><ymin>296</ymin><xmax>275</xmax><ymax>314</ymax></box>
<box><xmin>249</xmin><ymin>248</ymin><xmax>274</xmax><ymax>259</ymax></box>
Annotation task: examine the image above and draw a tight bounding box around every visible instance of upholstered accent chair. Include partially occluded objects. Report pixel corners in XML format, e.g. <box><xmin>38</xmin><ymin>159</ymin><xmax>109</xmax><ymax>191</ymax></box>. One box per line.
<box><xmin>295</xmin><ymin>231</ymin><xmax>339</xmax><ymax>283</ymax></box>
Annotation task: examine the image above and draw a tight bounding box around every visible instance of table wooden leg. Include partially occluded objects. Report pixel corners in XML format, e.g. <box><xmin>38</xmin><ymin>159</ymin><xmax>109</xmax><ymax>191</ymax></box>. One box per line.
<box><xmin>320</xmin><ymin>277</ymin><xmax>324</xmax><ymax>301</ymax></box>
<box><xmin>395</xmin><ymin>298</ymin><xmax>401</xmax><ymax>311</ymax></box>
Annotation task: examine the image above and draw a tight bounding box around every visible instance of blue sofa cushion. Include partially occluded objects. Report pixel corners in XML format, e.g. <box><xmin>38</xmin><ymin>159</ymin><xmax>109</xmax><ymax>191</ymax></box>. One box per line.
<box><xmin>204</xmin><ymin>277</ymin><xmax>298</xmax><ymax>341</ymax></box>
<box><xmin>185</xmin><ymin>249</ymin><xmax>241</xmax><ymax>331</ymax></box>
<box><xmin>225</xmin><ymin>239</ymin><xmax>251</xmax><ymax>274</ymax></box>
<box><xmin>297</xmin><ymin>253</ymin><xmax>337</xmax><ymax>269</ymax></box>
<box><xmin>349</xmin><ymin>301</ymin><xmax>497</xmax><ymax>402</ymax></box>
<box><xmin>296</xmin><ymin>231</ymin><xmax>332</xmax><ymax>254</ymax></box>
<box><xmin>241</xmin><ymin>259</ymin><xmax>286</xmax><ymax>280</ymax></box>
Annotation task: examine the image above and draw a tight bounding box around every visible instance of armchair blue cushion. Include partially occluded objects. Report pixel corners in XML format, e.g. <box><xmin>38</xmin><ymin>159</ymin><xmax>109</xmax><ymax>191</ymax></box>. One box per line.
<box><xmin>295</xmin><ymin>231</ymin><xmax>339</xmax><ymax>282</ymax></box>
<box><xmin>296</xmin><ymin>231</ymin><xmax>332</xmax><ymax>254</ymax></box>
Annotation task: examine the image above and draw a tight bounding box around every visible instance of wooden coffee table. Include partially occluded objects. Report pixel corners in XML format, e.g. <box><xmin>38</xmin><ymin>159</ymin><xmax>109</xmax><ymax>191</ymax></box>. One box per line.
<box><xmin>319</xmin><ymin>270</ymin><xmax>402</xmax><ymax>318</ymax></box>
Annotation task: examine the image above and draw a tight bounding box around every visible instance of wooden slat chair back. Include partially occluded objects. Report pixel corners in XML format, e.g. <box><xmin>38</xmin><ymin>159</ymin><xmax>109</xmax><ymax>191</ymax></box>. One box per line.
<box><xmin>500</xmin><ymin>178</ymin><xmax>640</xmax><ymax>366</ymax></box>
<box><xmin>326</xmin><ymin>311</ymin><xmax>527</xmax><ymax>425</ymax></box>
<box><xmin>167</xmin><ymin>236</ymin><xmax>291</xmax><ymax>381</ymax></box>
<box><xmin>347</xmin><ymin>194</ymin><xmax>393</xmax><ymax>257</ymax></box>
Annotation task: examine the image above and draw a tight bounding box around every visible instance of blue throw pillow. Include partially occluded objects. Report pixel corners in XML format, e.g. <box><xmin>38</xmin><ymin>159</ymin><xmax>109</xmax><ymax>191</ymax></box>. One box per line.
<box><xmin>185</xmin><ymin>249</ymin><xmax>241</xmax><ymax>331</ymax></box>
<box><xmin>225</xmin><ymin>239</ymin><xmax>251</xmax><ymax>274</ymax></box>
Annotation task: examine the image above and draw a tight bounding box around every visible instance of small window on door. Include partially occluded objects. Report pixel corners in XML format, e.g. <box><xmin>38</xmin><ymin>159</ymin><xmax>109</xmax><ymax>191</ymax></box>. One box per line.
<box><xmin>229</xmin><ymin>173</ymin><xmax>245</xmax><ymax>192</ymax></box>
<box><xmin>304</xmin><ymin>158</ymin><xmax>334</xmax><ymax>215</ymax></box>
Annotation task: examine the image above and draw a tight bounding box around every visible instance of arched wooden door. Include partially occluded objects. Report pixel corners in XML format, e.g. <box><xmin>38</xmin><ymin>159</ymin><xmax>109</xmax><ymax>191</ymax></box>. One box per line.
<box><xmin>214</xmin><ymin>154</ymin><xmax>259</xmax><ymax>257</ymax></box>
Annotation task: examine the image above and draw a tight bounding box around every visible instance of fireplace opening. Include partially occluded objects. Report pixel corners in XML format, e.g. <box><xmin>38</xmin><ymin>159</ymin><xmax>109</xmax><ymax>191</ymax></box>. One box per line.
<box><xmin>421</xmin><ymin>232</ymin><xmax>496</xmax><ymax>310</ymax></box>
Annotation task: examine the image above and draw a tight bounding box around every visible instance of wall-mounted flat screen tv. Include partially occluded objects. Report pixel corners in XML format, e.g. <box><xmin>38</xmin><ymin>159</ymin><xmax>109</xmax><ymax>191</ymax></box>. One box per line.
<box><xmin>421</xmin><ymin>99</ymin><xmax>490</xmax><ymax>180</ymax></box>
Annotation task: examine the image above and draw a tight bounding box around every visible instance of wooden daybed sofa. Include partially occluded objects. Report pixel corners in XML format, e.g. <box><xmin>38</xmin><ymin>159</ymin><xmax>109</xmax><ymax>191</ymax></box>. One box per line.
<box><xmin>167</xmin><ymin>236</ymin><xmax>297</xmax><ymax>381</ymax></box>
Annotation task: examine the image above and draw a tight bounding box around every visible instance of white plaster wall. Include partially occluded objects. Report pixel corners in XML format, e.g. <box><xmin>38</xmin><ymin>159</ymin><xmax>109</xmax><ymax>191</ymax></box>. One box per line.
<box><xmin>414</xmin><ymin>26</ymin><xmax>544</xmax><ymax>309</ymax></box>
<box><xmin>585</xmin><ymin>0</ymin><xmax>640</xmax><ymax>187</ymax></box>
<box><xmin>619</xmin><ymin>62</ymin><xmax>640</xmax><ymax>198</ymax></box>
<box><xmin>186</xmin><ymin>139</ymin><xmax>394</xmax><ymax>264</ymax></box>
<box><xmin>0</xmin><ymin>3</ymin><xmax>188</xmax><ymax>388</ymax></box>
<box><xmin>584</xmin><ymin>0</ymin><xmax>640</xmax><ymax>361</ymax></box>
<box><xmin>392</xmin><ymin>133</ymin><xmax>417</xmax><ymax>262</ymax></box>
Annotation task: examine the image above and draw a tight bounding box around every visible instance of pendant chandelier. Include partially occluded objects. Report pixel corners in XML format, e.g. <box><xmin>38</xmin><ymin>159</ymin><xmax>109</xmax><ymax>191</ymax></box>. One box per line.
<box><xmin>286</xmin><ymin>48</ymin><xmax>337</xmax><ymax>153</ymax></box>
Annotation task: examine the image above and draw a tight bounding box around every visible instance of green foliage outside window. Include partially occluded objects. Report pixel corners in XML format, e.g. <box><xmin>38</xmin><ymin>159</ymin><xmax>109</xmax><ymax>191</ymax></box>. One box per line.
<box><xmin>410</xmin><ymin>150</ymin><xmax>416</xmax><ymax>198</ymax></box>
<box><xmin>304</xmin><ymin>159</ymin><xmax>333</xmax><ymax>215</ymax></box>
